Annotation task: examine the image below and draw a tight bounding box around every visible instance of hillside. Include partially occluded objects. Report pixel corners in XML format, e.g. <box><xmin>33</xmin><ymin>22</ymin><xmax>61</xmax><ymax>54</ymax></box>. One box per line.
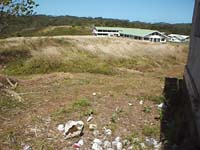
<box><xmin>0</xmin><ymin>36</ymin><xmax>188</xmax><ymax>149</ymax></box>
<box><xmin>0</xmin><ymin>15</ymin><xmax>192</xmax><ymax>38</ymax></box>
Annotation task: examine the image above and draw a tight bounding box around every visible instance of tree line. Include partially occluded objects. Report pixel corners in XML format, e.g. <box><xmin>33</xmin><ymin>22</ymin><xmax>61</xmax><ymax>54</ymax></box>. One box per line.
<box><xmin>1</xmin><ymin>15</ymin><xmax>192</xmax><ymax>38</ymax></box>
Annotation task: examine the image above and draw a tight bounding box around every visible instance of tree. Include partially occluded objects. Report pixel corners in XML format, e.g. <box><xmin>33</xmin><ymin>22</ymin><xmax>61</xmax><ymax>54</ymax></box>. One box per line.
<box><xmin>0</xmin><ymin>0</ymin><xmax>38</xmax><ymax>34</ymax></box>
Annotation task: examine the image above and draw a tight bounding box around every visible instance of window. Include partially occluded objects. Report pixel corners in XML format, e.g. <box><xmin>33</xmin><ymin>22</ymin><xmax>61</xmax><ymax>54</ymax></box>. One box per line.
<box><xmin>195</xmin><ymin>2</ymin><xmax>200</xmax><ymax>37</ymax></box>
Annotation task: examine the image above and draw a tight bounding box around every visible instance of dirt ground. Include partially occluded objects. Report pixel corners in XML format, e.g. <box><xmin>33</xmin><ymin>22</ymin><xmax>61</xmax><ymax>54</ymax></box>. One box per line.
<box><xmin>0</xmin><ymin>36</ymin><xmax>188</xmax><ymax>150</ymax></box>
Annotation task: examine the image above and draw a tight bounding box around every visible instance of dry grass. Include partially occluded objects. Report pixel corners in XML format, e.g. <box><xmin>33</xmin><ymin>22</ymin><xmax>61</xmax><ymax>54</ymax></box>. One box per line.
<box><xmin>0</xmin><ymin>36</ymin><xmax>189</xmax><ymax>149</ymax></box>
<box><xmin>0</xmin><ymin>36</ymin><xmax>188</xmax><ymax>75</ymax></box>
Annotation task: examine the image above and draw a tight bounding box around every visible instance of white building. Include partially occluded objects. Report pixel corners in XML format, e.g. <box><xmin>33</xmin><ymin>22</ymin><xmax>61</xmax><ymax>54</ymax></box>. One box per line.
<box><xmin>93</xmin><ymin>26</ymin><xmax>168</xmax><ymax>43</ymax></box>
<box><xmin>168</xmin><ymin>34</ymin><xmax>190</xmax><ymax>43</ymax></box>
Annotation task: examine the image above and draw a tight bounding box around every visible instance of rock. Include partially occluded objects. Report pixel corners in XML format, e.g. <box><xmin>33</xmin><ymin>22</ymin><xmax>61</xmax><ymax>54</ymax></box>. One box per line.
<box><xmin>145</xmin><ymin>137</ymin><xmax>158</xmax><ymax>147</ymax></box>
<box><xmin>116</xmin><ymin>142</ymin><xmax>123</xmax><ymax>150</ymax></box>
<box><xmin>103</xmin><ymin>127</ymin><xmax>112</xmax><ymax>136</ymax></box>
<box><xmin>115</xmin><ymin>137</ymin><xmax>121</xmax><ymax>142</ymax></box>
<box><xmin>132</xmin><ymin>138</ymin><xmax>139</xmax><ymax>143</ymax></box>
<box><xmin>92</xmin><ymin>139</ymin><xmax>103</xmax><ymax>150</ymax></box>
<box><xmin>57</xmin><ymin>124</ymin><xmax>65</xmax><ymax>132</ymax></box>
<box><xmin>128</xmin><ymin>146</ymin><xmax>133</xmax><ymax>150</ymax></box>
<box><xmin>64</xmin><ymin>120</ymin><xmax>84</xmax><ymax>139</ymax></box>
<box><xmin>103</xmin><ymin>140</ymin><xmax>112</xmax><ymax>149</ymax></box>
<box><xmin>112</xmin><ymin>137</ymin><xmax>122</xmax><ymax>150</ymax></box>
<box><xmin>122</xmin><ymin>139</ymin><xmax>130</xmax><ymax>146</ymax></box>
<box><xmin>87</xmin><ymin>116</ymin><xmax>93</xmax><ymax>122</ymax></box>
<box><xmin>154</xmin><ymin>142</ymin><xmax>162</xmax><ymax>149</ymax></box>
<box><xmin>140</xmin><ymin>143</ymin><xmax>146</xmax><ymax>149</ymax></box>
<box><xmin>93</xmin><ymin>130</ymin><xmax>100</xmax><ymax>137</ymax></box>
<box><xmin>89</xmin><ymin>124</ymin><xmax>97</xmax><ymax>130</ymax></box>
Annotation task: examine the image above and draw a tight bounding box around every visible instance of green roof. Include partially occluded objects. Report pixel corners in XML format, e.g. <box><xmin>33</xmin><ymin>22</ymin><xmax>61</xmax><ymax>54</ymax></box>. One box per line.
<box><xmin>95</xmin><ymin>26</ymin><xmax>158</xmax><ymax>37</ymax></box>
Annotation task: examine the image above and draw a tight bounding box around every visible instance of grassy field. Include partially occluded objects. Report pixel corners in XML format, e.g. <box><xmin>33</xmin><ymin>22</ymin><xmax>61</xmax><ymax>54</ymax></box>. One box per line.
<box><xmin>0</xmin><ymin>36</ymin><xmax>188</xmax><ymax>149</ymax></box>
<box><xmin>10</xmin><ymin>26</ymin><xmax>92</xmax><ymax>37</ymax></box>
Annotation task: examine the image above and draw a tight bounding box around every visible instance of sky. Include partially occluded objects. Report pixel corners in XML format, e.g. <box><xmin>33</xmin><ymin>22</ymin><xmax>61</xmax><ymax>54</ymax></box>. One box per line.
<box><xmin>35</xmin><ymin>0</ymin><xmax>195</xmax><ymax>24</ymax></box>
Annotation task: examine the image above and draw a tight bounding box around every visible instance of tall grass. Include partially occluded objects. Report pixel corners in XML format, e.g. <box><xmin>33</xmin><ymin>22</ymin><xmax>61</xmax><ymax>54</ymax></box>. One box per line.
<box><xmin>1</xmin><ymin>37</ymin><xmax>187</xmax><ymax>76</ymax></box>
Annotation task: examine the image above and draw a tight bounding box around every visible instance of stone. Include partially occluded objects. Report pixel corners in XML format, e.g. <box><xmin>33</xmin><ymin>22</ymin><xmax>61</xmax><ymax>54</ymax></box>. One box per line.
<box><xmin>145</xmin><ymin>137</ymin><xmax>158</xmax><ymax>147</ymax></box>
<box><xmin>93</xmin><ymin>130</ymin><xmax>100</xmax><ymax>137</ymax></box>
<box><xmin>92</xmin><ymin>139</ymin><xmax>103</xmax><ymax>150</ymax></box>
<box><xmin>112</xmin><ymin>137</ymin><xmax>122</xmax><ymax>150</ymax></box>
<box><xmin>140</xmin><ymin>143</ymin><xmax>146</xmax><ymax>149</ymax></box>
<box><xmin>64</xmin><ymin>120</ymin><xmax>84</xmax><ymax>139</ymax></box>
<box><xmin>103</xmin><ymin>127</ymin><xmax>112</xmax><ymax>136</ymax></box>
<box><xmin>103</xmin><ymin>140</ymin><xmax>112</xmax><ymax>149</ymax></box>
<box><xmin>116</xmin><ymin>142</ymin><xmax>123</xmax><ymax>150</ymax></box>
<box><xmin>122</xmin><ymin>139</ymin><xmax>130</xmax><ymax>146</ymax></box>
<box><xmin>115</xmin><ymin>137</ymin><xmax>121</xmax><ymax>142</ymax></box>
<box><xmin>57</xmin><ymin>124</ymin><xmax>65</xmax><ymax>132</ymax></box>
<box><xmin>89</xmin><ymin>124</ymin><xmax>97</xmax><ymax>130</ymax></box>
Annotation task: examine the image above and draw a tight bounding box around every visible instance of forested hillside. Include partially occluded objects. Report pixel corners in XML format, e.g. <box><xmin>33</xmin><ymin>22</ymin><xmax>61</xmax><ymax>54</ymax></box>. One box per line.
<box><xmin>1</xmin><ymin>15</ymin><xmax>192</xmax><ymax>38</ymax></box>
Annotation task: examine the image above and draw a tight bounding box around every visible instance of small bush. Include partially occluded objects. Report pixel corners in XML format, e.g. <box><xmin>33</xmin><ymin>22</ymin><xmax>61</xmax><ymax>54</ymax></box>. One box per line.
<box><xmin>0</xmin><ymin>48</ymin><xmax>30</xmax><ymax>64</ymax></box>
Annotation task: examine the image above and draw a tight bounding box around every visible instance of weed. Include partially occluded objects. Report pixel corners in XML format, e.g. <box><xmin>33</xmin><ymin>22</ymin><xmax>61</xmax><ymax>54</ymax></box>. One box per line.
<box><xmin>143</xmin><ymin>106</ymin><xmax>152</xmax><ymax>113</ymax></box>
<box><xmin>72</xmin><ymin>98</ymin><xmax>91</xmax><ymax>110</ymax></box>
<box><xmin>142</xmin><ymin>126</ymin><xmax>159</xmax><ymax>137</ymax></box>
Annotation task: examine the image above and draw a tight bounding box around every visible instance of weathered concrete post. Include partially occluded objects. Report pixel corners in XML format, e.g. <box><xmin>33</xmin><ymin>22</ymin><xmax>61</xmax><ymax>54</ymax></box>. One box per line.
<box><xmin>184</xmin><ymin>0</ymin><xmax>200</xmax><ymax>143</ymax></box>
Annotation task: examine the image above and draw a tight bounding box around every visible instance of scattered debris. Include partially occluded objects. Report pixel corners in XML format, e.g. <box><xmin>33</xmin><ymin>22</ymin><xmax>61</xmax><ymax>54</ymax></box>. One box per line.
<box><xmin>73</xmin><ymin>139</ymin><xmax>84</xmax><ymax>149</ymax></box>
<box><xmin>92</xmin><ymin>139</ymin><xmax>103</xmax><ymax>150</ymax></box>
<box><xmin>154</xmin><ymin>142</ymin><xmax>162</xmax><ymax>150</ymax></box>
<box><xmin>103</xmin><ymin>127</ymin><xmax>112</xmax><ymax>136</ymax></box>
<box><xmin>64</xmin><ymin>120</ymin><xmax>84</xmax><ymax>139</ymax></box>
<box><xmin>128</xmin><ymin>103</ymin><xmax>133</xmax><ymax>106</ymax></box>
<box><xmin>2</xmin><ymin>88</ymin><xmax>23</xmax><ymax>102</ymax></box>
<box><xmin>23</xmin><ymin>144</ymin><xmax>32</xmax><ymax>150</ymax></box>
<box><xmin>87</xmin><ymin>115</ymin><xmax>93</xmax><ymax>122</ymax></box>
<box><xmin>92</xmin><ymin>92</ymin><xmax>97</xmax><ymax>96</ymax></box>
<box><xmin>89</xmin><ymin>124</ymin><xmax>97</xmax><ymax>130</ymax></box>
<box><xmin>93</xmin><ymin>130</ymin><xmax>100</xmax><ymax>137</ymax></box>
<box><xmin>103</xmin><ymin>140</ymin><xmax>112</xmax><ymax>149</ymax></box>
<box><xmin>140</xmin><ymin>142</ymin><xmax>146</xmax><ymax>149</ymax></box>
<box><xmin>145</xmin><ymin>137</ymin><xmax>158</xmax><ymax>147</ymax></box>
<box><xmin>132</xmin><ymin>138</ymin><xmax>139</xmax><ymax>143</ymax></box>
<box><xmin>6</xmin><ymin>77</ymin><xmax>18</xmax><ymax>89</ymax></box>
<box><xmin>139</xmin><ymin>100</ymin><xmax>143</xmax><ymax>105</ymax></box>
<box><xmin>145</xmin><ymin>137</ymin><xmax>161</xmax><ymax>149</ymax></box>
<box><xmin>57</xmin><ymin>124</ymin><xmax>65</xmax><ymax>132</ymax></box>
<box><xmin>122</xmin><ymin>139</ymin><xmax>130</xmax><ymax>146</ymax></box>
<box><xmin>157</xmin><ymin>103</ymin><xmax>164</xmax><ymax>109</ymax></box>
<box><xmin>112</xmin><ymin>137</ymin><xmax>122</xmax><ymax>150</ymax></box>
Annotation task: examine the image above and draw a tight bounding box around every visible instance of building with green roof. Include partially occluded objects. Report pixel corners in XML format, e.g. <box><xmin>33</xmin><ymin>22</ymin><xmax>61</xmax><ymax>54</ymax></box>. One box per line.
<box><xmin>93</xmin><ymin>26</ymin><xmax>168</xmax><ymax>43</ymax></box>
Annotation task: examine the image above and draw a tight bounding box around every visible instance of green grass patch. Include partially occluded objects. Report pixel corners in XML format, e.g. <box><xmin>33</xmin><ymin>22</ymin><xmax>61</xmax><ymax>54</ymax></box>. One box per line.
<box><xmin>72</xmin><ymin>98</ymin><xmax>91</xmax><ymax>110</ymax></box>
<box><xmin>142</xmin><ymin>126</ymin><xmax>159</xmax><ymax>137</ymax></box>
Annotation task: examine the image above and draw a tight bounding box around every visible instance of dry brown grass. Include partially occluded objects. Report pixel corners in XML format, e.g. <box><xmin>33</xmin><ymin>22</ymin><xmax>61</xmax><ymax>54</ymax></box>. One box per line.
<box><xmin>0</xmin><ymin>36</ymin><xmax>189</xmax><ymax>149</ymax></box>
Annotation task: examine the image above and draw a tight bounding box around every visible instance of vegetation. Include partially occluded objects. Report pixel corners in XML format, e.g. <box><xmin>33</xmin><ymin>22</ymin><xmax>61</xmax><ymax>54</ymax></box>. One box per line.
<box><xmin>0</xmin><ymin>15</ymin><xmax>191</xmax><ymax>38</ymax></box>
<box><xmin>0</xmin><ymin>0</ymin><xmax>38</xmax><ymax>34</ymax></box>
